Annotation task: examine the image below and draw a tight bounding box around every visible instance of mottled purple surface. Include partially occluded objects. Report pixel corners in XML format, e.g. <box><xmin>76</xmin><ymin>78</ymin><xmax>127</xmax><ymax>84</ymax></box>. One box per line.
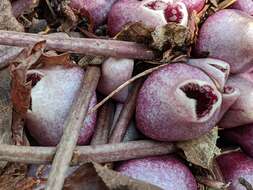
<box><xmin>115</xmin><ymin>155</ymin><xmax>197</xmax><ymax>190</ymax></box>
<box><xmin>195</xmin><ymin>9</ymin><xmax>253</xmax><ymax>74</ymax></box>
<box><xmin>218</xmin><ymin>85</ymin><xmax>240</xmax><ymax>121</ymax></box>
<box><xmin>136</xmin><ymin>63</ymin><xmax>222</xmax><ymax>141</ymax></box>
<box><xmin>222</xmin><ymin>124</ymin><xmax>253</xmax><ymax>158</ymax></box>
<box><xmin>181</xmin><ymin>0</ymin><xmax>205</xmax><ymax>13</ymax></box>
<box><xmin>26</xmin><ymin>65</ymin><xmax>97</xmax><ymax>146</ymax></box>
<box><xmin>108</xmin><ymin>0</ymin><xmax>188</xmax><ymax>36</ymax></box>
<box><xmin>217</xmin><ymin>151</ymin><xmax>253</xmax><ymax>190</ymax></box>
<box><xmin>219</xmin><ymin>75</ymin><xmax>253</xmax><ymax>128</ymax></box>
<box><xmin>97</xmin><ymin>57</ymin><xmax>134</xmax><ymax>102</ymax></box>
<box><xmin>231</xmin><ymin>0</ymin><xmax>253</xmax><ymax>16</ymax></box>
<box><xmin>188</xmin><ymin>58</ymin><xmax>230</xmax><ymax>90</ymax></box>
<box><xmin>69</xmin><ymin>0</ymin><xmax>118</xmax><ymax>27</ymax></box>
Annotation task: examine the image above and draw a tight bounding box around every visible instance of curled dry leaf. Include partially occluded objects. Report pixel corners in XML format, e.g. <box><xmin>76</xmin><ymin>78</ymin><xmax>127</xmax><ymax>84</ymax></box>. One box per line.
<box><xmin>0</xmin><ymin>163</ymin><xmax>35</xmax><ymax>190</ymax></box>
<box><xmin>114</xmin><ymin>22</ymin><xmax>153</xmax><ymax>44</ymax></box>
<box><xmin>0</xmin><ymin>69</ymin><xmax>13</xmax><ymax>169</ymax></box>
<box><xmin>93</xmin><ymin>162</ymin><xmax>162</xmax><ymax>190</ymax></box>
<box><xmin>10</xmin><ymin>41</ymin><xmax>47</xmax><ymax>145</ymax></box>
<box><xmin>176</xmin><ymin>127</ymin><xmax>220</xmax><ymax>171</ymax></box>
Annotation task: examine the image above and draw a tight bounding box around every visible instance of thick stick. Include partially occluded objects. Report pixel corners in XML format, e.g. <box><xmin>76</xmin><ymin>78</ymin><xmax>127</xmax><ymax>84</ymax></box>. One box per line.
<box><xmin>90</xmin><ymin>101</ymin><xmax>114</xmax><ymax>145</ymax></box>
<box><xmin>0</xmin><ymin>140</ymin><xmax>175</xmax><ymax>164</ymax></box>
<box><xmin>0</xmin><ymin>30</ymin><xmax>155</xmax><ymax>59</ymax></box>
<box><xmin>46</xmin><ymin>66</ymin><xmax>100</xmax><ymax>190</ymax></box>
<box><xmin>109</xmin><ymin>80</ymin><xmax>142</xmax><ymax>143</ymax></box>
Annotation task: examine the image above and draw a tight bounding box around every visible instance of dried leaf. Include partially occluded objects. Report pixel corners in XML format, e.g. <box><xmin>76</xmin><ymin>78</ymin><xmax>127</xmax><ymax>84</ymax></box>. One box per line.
<box><xmin>176</xmin><ymin>127</ymin><xmax>221</xmax><ymax>170</ymax></box>
<box><xmin>39</xmin><ymin>52</ymin><xmax>71</xmax><ymax>66</ymax></box>
<box><xmin>0</xmin><ymin>0</ymin><xmax>24</xmax><ymax>32</ymax></box>
<box><xmin>64</xmin><ymin>163</ymin><xmax>108</xmax><ymax>190</ymax></box>
<box><xmin>10</xmin><ymin>41</ymin><xmax>47</xmax><ymax>145</ymax></box>
<box><xmin>0</xmin><ymin>68</ymin><xmax>13</xmax><ymax>169</ymax></box>
<box><xmin>115</xmin><ymin>22</ymin><xmax>153</xmax><ymax>44</ymax></box>
<box><xmin>60</xmin><ymin>1</ymin><xmax>80</xmax><ymax>32</ymax></box>
<box><xmin>0</xmin><ymin>163</ymin><xmax>33</xmax><ymax>190</ymax></box>
<box><xmin>151</xmin><ymin>23</ymin><xmax>190</xmax><ymax>51</ymax></box>
<box><xmin>93</xmin><ymin>162</ymin><xmax>162</xmax><ymax>190</ymax></box>
<box><xmin>11</xmin><ymin>63</ymin><xmax>32</xmax><ymax>115</ymax></box>
<box><xmin>78</xmin><ymin>55</ymin><xmax>105</xmax><ymax>67</ymax></box>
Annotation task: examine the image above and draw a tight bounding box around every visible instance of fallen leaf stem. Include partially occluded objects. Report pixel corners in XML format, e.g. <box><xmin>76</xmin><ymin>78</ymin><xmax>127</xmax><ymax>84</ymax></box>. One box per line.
<box><xmin>109</xmin><ymin>79</ymin><xmax>143</xmax><ymax>143</ymax></box>
<box><xmin>0</xmin><ymin>140</ymin><xmax>175</xmax><ymax>165</ymax></box>
<box><xmin>0</xmin><ymin>30</ymin><xmax>155</xmax><ymax>60</ymax></box>
<box><xmin>90</xmin><ymin>101</ymin><xmax>114</xmax><ymax>145</ymax></box>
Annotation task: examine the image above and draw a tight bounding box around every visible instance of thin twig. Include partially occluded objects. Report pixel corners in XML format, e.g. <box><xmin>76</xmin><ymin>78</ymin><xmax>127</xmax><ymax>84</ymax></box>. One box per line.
<box><xmin>90</xmin><ymin>101</ymin><xmax>114</xmax><ymax>145</ymax></box>
<box><xmin>110</xmin><ymin>103</ymin><xmax>123</xmax><ymax>134</ymax></box>
<box><xmin>46</xmin><ymin>66</ymin><xmax>101</xmax><ymax>190</ymax></box>
<box><xmin>0</xmin><ymin>140</ymin><xmax>175</xmax><ymax>165</ymax></box>
<box><xmin>90</xmin><ymin>64</ymin><xmax>166</xmax><ymax>113</ymax></box>
<box><xmin>109</xmin><ymin>79</ymin><xmax>143</xmax><ymax>143</ymax></box>
<box><xmin>0</xmin><ymin>30</ymin><xmax>155</xmax><ymax>59</ymax></box>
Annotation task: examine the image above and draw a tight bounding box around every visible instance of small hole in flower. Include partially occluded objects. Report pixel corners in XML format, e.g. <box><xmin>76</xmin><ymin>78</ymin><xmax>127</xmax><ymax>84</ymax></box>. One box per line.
<box><xmin>164</xmin><ymin>4</ymin><xmax>183</xmax><ymax>23</ymax></box>
<box><xmin>224</xmin><ymin>85</ymin><xmax>235</xmax><ymax>94</ymax></box>
<box><xmin>180</xmin><ymin>83</ymin><xmax>218</xmax><ymax>118</ymax></box>
<box><xmin>26</xmin><ymin>71</ymin><xmax>44</xmax><ymax>87</ymax></box>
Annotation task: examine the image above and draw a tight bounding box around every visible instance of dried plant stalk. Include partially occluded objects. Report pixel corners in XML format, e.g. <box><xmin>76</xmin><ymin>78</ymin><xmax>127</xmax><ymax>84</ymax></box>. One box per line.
<box><xmin>109</xmin><ymin>79</ymin><xmax>143</xmax><ymax>143</ymax></box>
<box><xmin>46</xmin><ymin>66</ymin><xmax>100</xmax><ymax>190</ymax></box>
<box><xmin>0</xmin><ymin>140</ymin><xmax>175</xmax><ymax>165</ymax></box>
<box><xmin>0</xmin><ymin>30</ymin><xmax>155</xmax><ymax>59</ymax></box>
<box><xmin>90</xmin><ymin>101</ymin><xmax>114</xmax><ymax>145</ymax></box>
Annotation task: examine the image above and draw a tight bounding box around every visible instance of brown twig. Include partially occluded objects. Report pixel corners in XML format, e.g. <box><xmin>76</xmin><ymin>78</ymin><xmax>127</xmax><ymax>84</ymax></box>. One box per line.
<box><xmin>90</xmin><ymin>64</ymin><xmax>166</xmax><ymax>113</ymax></box>
<box><xmin>196</xmin><ymin>176</ymin><xmax>230</xmax><ymax>189</ymax></box>
<box><xmin>90</xmin><ymin>101</ymin><xmax>114</xmax><ymax>145</ymax></box>
<box><xmin>45</xmin><ymin>66</ymin><xmax>101</xmax><ymax>190</ymax></box>
<box><xmin>0</xmin><ymin>30</ymin><xmax>155</xmax><ymax>59</ymax></box>
<box><xmin>109</xmin><ymin>79</ymin><xmax>143</xmax><ymax>143</ymax></box>
<box><xmin>212</xmin><ymin>159</ymin><xmax>229</xmax><ymax>190</ymax></box>
<box><xmin>110</xmin><ymin>103</ymin><xmax>123</xmax><ymax>134</ymax></box>
<box><xmin>0</xmin><ymin>140</ymin><xmax>175</xmax><ymax>165</ymax></box>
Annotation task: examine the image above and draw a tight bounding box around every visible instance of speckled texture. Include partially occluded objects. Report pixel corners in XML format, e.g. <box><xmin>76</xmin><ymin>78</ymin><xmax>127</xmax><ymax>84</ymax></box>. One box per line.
<box><xmin>69</xmin><ymin>0</ymin><xmax>118</xmax><ymax>27</ymax></box>
<box><xmin>97</xmin><ymin>57</ymin><xmax>134</xmax><ymax>102</ymax></box>
<box><xmin>222</xmin><ymin>125</ymin><xmax>253</xmax><ymax>158</ymax></box>
<box><xmin>231</xmin><ymin>0</ymin><xmax>253</xmax><ymax>16</ymax></box>
<box><xmin>218</xmin><ymin>85</ymin><xmax>240</xmax><ymax>121</ymax></box>
<box><xmin>136</xmin><ymin>63</ymin><xmax>222</xmax><ymax>141</ymax></box>
<box><xmin>195</xmin><ymin>9</ymin><xmax>253</xmax><ymax>74</ymax></box>
<box><xmin>26</xmin><ymin>65</ymin><xmax>97</xmax><ymax>146</ymax></box>
<box><xmin>115</xmin><ymin>155</ymin><xmax>197</xmax><ymax>190</ymax></box>
<box><xmin>219</xmin><ymin>75</ymin><xmax>253</xmax><ymax>128</ymax></box>
<box><xmin>217</xmin><ymin>152</ymin><xmax>253</xmax><ymax>190</ymax></box>
<box><xmin>108</xmin><ymin>0</ymin><xmax>188</xmax><ymax>36</ymax></box>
